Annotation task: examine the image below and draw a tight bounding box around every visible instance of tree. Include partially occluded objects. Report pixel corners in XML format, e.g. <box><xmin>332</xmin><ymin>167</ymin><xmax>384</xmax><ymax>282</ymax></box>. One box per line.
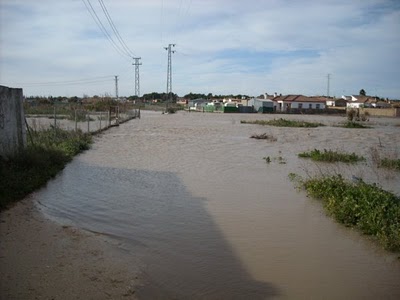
<box><xmin>359</xmin><ymin>89</ymin><xmax>366</xmax><ymax>96</ymax></box>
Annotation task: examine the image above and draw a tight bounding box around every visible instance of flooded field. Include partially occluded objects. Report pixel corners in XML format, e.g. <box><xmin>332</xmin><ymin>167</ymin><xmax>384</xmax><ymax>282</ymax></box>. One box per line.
<box><xmin>34</xmin><ymin>111</ymin><xmax>400</xmax><ymax>299</ymax></box>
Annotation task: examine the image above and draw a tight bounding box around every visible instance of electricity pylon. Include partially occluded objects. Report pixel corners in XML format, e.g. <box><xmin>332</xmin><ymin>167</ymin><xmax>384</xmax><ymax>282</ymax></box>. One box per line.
<box><xmin>132</xmin><ymin>57</ymin><xmax>142</xmax><ymax>97</ymax></box>
<box><xmin>164</xmin><ymin>44</ymin><xmax>176</xmax><ymax>102</ymax></box>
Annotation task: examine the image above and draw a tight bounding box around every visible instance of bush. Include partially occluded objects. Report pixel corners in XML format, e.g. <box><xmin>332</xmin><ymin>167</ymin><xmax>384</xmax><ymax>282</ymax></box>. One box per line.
<box><xmin>299</xmin><ymin>175</ymin><xmax>400</xmax><ymax>251</ymax></box>
<box><xmin>0</xmin><ymin>128</ymin><xmax>92</xmax><ymax>210</ymax></box>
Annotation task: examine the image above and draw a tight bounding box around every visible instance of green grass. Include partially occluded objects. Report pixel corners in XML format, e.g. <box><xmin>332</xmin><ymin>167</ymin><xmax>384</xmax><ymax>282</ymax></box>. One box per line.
<box><xmin>241</xmin><ymin>118</ymin><xmax>324</xmax><ymax>127</ymax></box>
<box><xmin>293</xmin><ymin>174</ymin><xmax>400</xmax><ymax>251</ymax></box>
<box><xmin>0</xmin><ymin>128</ymin><xmax>92</xmax><ymax>210</ymax></box>
<box><xmin>379</xmin><ymin>158</ymin><xmax>400</xmax><ymax>171</ymax></box>
<box><xmin>342</xmin><ymin>121</ymin><xmax>369</xmax><ymax>128</ymax></box>
<box><xmin>298</xmin><ymin>149</ymin><xmax>365</xmax><ymax>163</ymax></box>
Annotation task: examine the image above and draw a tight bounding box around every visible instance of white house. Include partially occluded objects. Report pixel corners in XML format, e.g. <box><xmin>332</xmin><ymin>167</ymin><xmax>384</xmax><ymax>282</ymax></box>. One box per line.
<box><xmin>345</xmin><ymin>95</ymin><xmax>378</xmax><ymax>108</ymax></box>
<box><xmin>272</xmin><ymin>95</ymin><xmax>326</xmax><ymax>112</ymax></box>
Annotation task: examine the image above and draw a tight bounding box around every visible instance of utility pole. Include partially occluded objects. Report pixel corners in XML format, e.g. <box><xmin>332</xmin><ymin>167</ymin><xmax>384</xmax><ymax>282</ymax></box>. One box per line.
<box><xmin>115</xmin><ymin>75</ymin><xmax>119</xmax><ymax>100</ymax></box>
<box><xmin>164</xmin><ymin>44</ymin><xmax>176</xmax><ymax>102</ymax></box>
<box><xmin>132</xmin><ymin>57</ymin><xmax>142</xmax><ymax>97</ymax></box>
<box><xmin>327</xmin><ymin>73</ymin><xmax>331</xmax><ymax>99</ymax></box>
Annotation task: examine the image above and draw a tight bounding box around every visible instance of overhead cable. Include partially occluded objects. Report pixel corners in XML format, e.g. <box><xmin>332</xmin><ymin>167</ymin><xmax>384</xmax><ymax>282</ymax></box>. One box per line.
<box><xmin>98</xmin><ymin>0</ymin><xmax>135</xmax><ymax>57</ymax></box>
<box><xmin>81</xmin><ymin>0</ymin><xmax>131</xmax><ymax>61</ymax></box>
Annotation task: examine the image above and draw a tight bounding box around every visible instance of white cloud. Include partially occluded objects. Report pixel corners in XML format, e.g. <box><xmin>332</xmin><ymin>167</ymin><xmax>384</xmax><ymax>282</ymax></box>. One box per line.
<box><xmin>0</xmin><ymin>0</ymin><xmax>399</xmax><ymax>98</ymax></box>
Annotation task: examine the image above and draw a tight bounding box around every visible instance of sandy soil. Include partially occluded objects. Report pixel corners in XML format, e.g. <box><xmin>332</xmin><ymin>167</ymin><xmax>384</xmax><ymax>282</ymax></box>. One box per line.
<box><xmin>0</xmin><ymin>198</ymin><xmax>140</xmax><ymax>300</ymax></box>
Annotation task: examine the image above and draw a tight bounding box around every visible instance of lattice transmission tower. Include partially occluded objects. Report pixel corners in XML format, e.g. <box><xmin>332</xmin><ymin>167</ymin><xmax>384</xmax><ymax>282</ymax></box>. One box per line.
<box><xmin>164</xmin><ymin>44</ymin><xmax>176</xmax><ymax>102</ymax></box>
<box><xmin>132</xmin><ymin>57</ymin><xmax>142</xmax><ymax>97</ymax></box>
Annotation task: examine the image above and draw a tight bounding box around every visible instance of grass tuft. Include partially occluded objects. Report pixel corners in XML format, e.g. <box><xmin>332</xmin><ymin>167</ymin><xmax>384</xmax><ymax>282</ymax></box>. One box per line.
<box><xmin>380</xmin><ymin>158</ymin><xmax>400</xmax><ymax>171</ymax></box>
<box><xmin>298</xmin><ymin>149</ymin><xmax>365</xmax><ymax>163</ymax></box>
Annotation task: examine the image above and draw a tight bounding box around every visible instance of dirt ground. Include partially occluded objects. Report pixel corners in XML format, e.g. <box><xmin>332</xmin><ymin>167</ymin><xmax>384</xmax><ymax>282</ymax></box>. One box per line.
<box><xmin>0</xmin><ymin>198</ymin><xmax>141</xmax><ymax>300</ymax></box>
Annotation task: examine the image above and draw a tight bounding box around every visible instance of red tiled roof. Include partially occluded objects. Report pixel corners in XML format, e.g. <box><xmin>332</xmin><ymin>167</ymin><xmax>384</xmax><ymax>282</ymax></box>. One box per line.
<box><xmin>273</xmin><ymin>95</ymin><xmax>326</xmax><ymax>103</ymax></box>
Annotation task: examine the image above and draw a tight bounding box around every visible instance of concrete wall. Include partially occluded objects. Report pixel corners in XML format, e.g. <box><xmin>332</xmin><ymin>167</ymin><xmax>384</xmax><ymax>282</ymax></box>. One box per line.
<box><xmin>0</xmin><ymin>86</ymin><xmax>26</xmax><ymax>157</ymax></box>
<box><xmin>361</xmin><ymin>107</ymin><xmax>400</xmax><ymax>118</ymax></box>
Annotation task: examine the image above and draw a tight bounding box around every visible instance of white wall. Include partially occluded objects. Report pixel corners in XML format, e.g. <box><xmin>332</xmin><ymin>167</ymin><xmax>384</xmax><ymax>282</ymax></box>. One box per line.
<box><xmin>291</xmin><ymin>102</ymin><xmax>326</xmax><ymax>109</ymax></box>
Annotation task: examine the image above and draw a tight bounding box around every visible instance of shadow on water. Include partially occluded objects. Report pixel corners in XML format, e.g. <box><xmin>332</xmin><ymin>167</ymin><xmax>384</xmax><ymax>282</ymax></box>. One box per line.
<box><xmin>37</xmin><ymin>160</ymin><xmax>279</xmax><ymax>299</ymax></box>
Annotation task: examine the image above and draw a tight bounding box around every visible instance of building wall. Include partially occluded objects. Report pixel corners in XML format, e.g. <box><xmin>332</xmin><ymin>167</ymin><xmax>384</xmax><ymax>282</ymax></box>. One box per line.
<box><xmin>0</xmin><ymin>86</ymin><xmax>27</xmax><ymax>157</ymax></box>
<box><xmin>361</xmin><ymin>107</ymin><xmax>399</xmax><ymax>118</ymax></box>
<box><xmin>291</xmin><ymin>102</ymin><xmax>326</xmax><ymax>109</ymax></box>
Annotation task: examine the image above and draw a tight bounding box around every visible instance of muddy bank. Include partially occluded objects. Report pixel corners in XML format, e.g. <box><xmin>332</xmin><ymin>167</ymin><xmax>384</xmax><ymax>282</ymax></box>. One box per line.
<box><xmin>0</xmin><ymin>199</ymin><xmax>140</xmax><ymax>299</ymax></box>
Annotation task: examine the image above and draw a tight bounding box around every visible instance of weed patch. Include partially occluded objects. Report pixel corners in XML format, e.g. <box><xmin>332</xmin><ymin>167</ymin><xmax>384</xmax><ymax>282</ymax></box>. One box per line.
<box><xmin>0</xmin><ymin>128</ymin><xmax>92</xmax><ymax>210</ymax></box>
<box><xmin>291</xmin><ymin>174</ymin><xmax>400</xmax><ymax>251</ymax></box>
<box><xmin>380</xmin><ymin>158</ymin><xmax>400</xmax><ymax>171</ymax></box>
<box><xmin>342</xmin><ymin>121</ymin><xmax>369</xmax><ymax>128</ymax></box>
<box><xmin>241</xmin><ymin>118</ymin><xmax>324</xmax><ymax>127</ymax></box>
<box><xmin>298</xmin><ymin>149</ymin><xmax>365</xmax><ymax>163</ymax></box>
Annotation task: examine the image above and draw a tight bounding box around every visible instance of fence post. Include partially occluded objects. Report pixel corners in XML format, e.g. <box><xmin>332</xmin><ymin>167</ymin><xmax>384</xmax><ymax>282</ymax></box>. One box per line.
<box><xmin>99</xmin><ymin>112</ymin><xmax>102</xmax><ymax>130</ymax></box>
<box><xmin>87</xmin><ymin>113</ymin><xmax>90</xmax><ymax>132</ymax></box>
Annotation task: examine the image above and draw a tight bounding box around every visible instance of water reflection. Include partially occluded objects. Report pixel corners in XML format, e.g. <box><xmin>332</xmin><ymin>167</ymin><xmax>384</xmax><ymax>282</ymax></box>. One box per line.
<box><xmin>38</xmin><ymin>162</ymin><xmax>278</xmax><ymax>299</ymax></box>
<box><xmin>35</xmin><ymin>111</ymin><xmax>400</xmax><ymax>299</ymax></box>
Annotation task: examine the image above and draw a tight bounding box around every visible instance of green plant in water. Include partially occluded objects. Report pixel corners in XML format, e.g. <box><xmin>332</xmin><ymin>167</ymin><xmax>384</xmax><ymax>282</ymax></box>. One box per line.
<box><xmin>298</xmin><ymin>149</ymin><xmax>365</xmax><ymax>163</ymax></box>
<box><xmin>299</xmin><ymin>175</ymin><xmax>400</xmax><ymax>251</ymax></box>
<box><xmin>380</xmin><ymin>158</ymin><xmax>400</xmax><ymax>171</ymax></box>
<box><xmin>263</xmin><ymin>156</ymin><xmax>271</xmax><ymax>163</ymax></box>
<box><xmin>241</xmin><ymin>118</ymin><xmax>324</xmax><ymax>127</ymax></box>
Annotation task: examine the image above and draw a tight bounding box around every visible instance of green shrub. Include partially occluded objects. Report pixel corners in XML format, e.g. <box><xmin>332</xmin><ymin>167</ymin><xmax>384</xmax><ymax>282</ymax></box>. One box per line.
<box><xmin>0</xmin><ymin>128</ymin><xmax>92</xmax><ymax>210</ymax></box>
<box><xmin>300</xmin><ymin>175</ymin><xmax>400</xmax><ymax>251</ymax></box>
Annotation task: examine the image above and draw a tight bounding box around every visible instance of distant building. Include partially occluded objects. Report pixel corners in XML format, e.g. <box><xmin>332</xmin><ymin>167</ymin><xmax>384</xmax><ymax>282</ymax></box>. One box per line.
<box><xmin>248</xmin><ymin>98</ymin><xmax>274</xmax><ymax>113</ymax></box>
<box><xmin>346</xmin><ymin>95</ymin><xmax>379</xmax><ymax>108</ymax></box>
<box><xmin>271</xmin><ymin>95</ymin><xmax>326</xmax><ymax>112</ymax></box>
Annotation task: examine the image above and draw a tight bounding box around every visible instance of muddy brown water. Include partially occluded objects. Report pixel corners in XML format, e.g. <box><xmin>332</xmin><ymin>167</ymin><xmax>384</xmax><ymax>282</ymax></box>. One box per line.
<box><xmin>34</xmin><ymin>111</ymin><xmax>400</xmax><ymax>299</ymax></box>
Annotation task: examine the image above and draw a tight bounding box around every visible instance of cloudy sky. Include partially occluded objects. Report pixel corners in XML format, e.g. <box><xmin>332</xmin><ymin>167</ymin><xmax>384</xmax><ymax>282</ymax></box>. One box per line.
<box><xmin>1</xmin><ymin>0</ymin><xmax>399</xmax><ymax>98</ymax></box>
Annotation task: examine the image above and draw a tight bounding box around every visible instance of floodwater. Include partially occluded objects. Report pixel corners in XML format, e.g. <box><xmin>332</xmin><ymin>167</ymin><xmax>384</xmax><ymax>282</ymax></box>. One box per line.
<box><xmin>35</xmin><ymin>111</ymin><xmax>400</xmax><ymax>299</ymax></box>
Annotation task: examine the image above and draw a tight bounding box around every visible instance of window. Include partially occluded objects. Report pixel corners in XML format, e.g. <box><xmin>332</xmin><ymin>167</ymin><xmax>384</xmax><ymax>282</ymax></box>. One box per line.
<box><xmin>309</xmin><ymin>104</ymin><xmax>312</xmax><ymax>109</ymax></box>
<box><xmin>316</xmin><ymin>104</ymin><xmax>320</xmax><ymax>109</ymax></box>
<box><xmin>298</xmin><ymin>103</ymin><xmax>303</xmax><ymax>109</ymax></box>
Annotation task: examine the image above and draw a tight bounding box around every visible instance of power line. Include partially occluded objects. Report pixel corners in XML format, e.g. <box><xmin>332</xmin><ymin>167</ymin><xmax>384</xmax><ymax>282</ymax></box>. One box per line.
<box><xmin>81</xmin><ymin>0</ymin><xmax>130</xmax><ymax>60</ymax></box>
<box><xmin>98</xmin><ymin>0</ymin><xmax>135</xmax><ymax>57</ymax></box>
<box><xmin>13</xmin><ymin>76</ymin><xmax>115</xmax><ymax>87</ymax></box>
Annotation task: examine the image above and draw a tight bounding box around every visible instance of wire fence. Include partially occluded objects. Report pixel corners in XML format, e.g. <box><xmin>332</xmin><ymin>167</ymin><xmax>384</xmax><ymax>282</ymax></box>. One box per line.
<box><xmin>26</xmin><ymin>106</ymin><xmax>140</xmax><ymax>134</ymax></box>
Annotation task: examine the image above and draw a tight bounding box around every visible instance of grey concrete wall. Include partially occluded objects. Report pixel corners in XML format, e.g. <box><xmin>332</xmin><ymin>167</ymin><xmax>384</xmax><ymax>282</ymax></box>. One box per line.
<box><xmin>0</xmin><ymin>85</ymin><xmax>27</xmax><ymax>157</ymax></box>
